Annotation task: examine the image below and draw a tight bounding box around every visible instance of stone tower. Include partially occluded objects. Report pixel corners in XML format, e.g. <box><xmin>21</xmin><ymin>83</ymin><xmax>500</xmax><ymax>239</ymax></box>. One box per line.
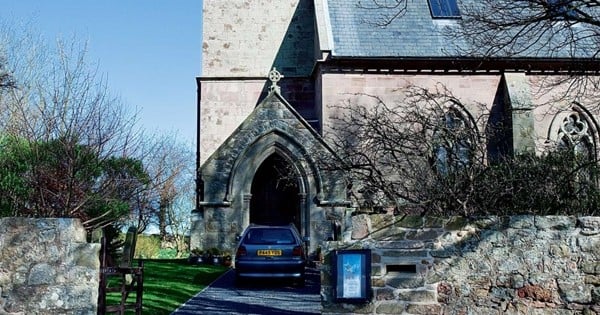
<box><xmin>193</xmin><ymin>0</ymin><xmax>347</xmax><ymax>253</ymax></box>
<box><xmin>199</xmin><ymin>0</ymin><xmax>317</xmax><ymax>164</ymax></box>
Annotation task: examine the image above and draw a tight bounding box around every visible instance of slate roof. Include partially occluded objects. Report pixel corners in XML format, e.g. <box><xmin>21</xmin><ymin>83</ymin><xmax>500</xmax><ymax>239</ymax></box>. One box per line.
<box><xmin>320</xmin><ymin>0</ymin><xmax>599</xmax><ymax>59</ymax></box>
<box><xmin>324</xmin><ymin>0</ymin><xmax>449</xmax><ymax>57</ymax></box>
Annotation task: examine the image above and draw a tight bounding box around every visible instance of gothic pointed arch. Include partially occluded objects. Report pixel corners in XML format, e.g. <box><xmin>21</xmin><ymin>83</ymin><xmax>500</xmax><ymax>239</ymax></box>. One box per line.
<box><xmin>430</xmin><ymin>102</ymin><xmax>479</xmax><ymax>174</ymax></box>
<box><xmin>226</xmin><ymin>131</ymin><xmax>318</xmax><ymax>231</ymax></box>
<box><xmin>548</xmin><ymin>103</ymin><xmax>600</xmax><ymax>160</ymax></box>
<box><xmin>195</xmin><ymin>86</ymin><xmax>348</xmax><ymax>252</ymax></box>
<box><xmin>226</xmin><ymin>129</ymin><xmax>321</xmax><ymax>205</ymax></box>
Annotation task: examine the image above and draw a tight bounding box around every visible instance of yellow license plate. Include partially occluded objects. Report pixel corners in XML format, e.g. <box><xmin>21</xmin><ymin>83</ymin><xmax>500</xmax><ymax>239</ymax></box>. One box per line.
<box><xmin>257</xmin><ymin>249</ymin><xmax>282</xmax><ymax>256</ymax></box>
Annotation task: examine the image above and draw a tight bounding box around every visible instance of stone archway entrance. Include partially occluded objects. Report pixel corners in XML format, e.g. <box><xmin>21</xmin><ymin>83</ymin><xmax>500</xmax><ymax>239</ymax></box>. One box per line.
<box><xmin>250</xmin><ymin>154</ymin><xmax>301</xmax><ymax>231</ymax></box>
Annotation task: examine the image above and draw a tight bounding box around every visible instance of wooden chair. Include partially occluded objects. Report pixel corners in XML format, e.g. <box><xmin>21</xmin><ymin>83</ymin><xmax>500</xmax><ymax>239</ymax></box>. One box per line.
<box><xmin>97</xmin><ymin>226</ymin><xmax>144</xmax><ymax>315</ymax></box>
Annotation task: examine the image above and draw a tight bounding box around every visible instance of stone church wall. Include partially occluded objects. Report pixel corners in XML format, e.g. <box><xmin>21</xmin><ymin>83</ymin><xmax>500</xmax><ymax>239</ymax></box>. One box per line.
<box><xmin>200</xmin><ymin>0</ymin><xmax>317</xmax><ymax>164</ymax></box>
<box><xmin>319</xmin><ymin>73</ymin><xmax>501</xmax><ymax>138</ymax></box>
<box><xmin>198</xmin><ymin>79</ymin><xmax>266</xmax><ymax>164</ymax></box>
<box><xmin>0</xmin><ymin>218</ymin><xmax>100</xmax><ymax>315</ymax></box>
<box><xmin>321</xmin><ymin>215</ymin><xmax>600</xmax><ymax>314</ymax></box>
<box><xmin>198</xmin><ymin>78</ymin><xmax>315</xmax><ymax>165</ymax></box>
<box><xmin>202</xmin><ymin>0</ymin><xmax>315</xmax><ymax>78</ymax></box>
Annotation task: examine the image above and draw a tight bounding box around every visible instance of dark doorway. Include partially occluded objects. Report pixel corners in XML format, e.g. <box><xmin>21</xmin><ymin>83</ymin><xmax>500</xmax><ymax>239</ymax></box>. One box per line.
<box><xmin>250</xmin><ymin>154</ymin><xmax>301</xmax><ymax>230</ymax></box>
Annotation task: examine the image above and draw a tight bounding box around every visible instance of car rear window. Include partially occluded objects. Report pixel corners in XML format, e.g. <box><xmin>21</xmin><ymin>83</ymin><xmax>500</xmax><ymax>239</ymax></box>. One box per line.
<box><xmin>244</xmin><ymin>228</ymin><xmax>296</xmax><ymax>245</ymax></box>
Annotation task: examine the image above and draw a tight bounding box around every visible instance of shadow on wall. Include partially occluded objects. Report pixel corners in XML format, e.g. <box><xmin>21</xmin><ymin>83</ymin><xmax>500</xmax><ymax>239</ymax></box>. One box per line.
<box><xmin>256</xmin><ymin>0</ymin><xmax>318</xmax><ymax>129</ymax></box>
<box><xmin>270</xmin><ymin>0</ymin><xmax>315</xmax><ymax>78</ymax></box>
<box><xmin>486</xmin><ymin>76</ymin><xmax>514</xmax><ymax>163</ymax></box>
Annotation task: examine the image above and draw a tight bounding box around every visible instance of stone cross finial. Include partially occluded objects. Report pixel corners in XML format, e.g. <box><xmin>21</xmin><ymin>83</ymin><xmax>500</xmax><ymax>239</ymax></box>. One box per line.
<box><xmin>268</xmin><ymin>67</ymin><xmax>284</xmax><ymax>93</ymax></box>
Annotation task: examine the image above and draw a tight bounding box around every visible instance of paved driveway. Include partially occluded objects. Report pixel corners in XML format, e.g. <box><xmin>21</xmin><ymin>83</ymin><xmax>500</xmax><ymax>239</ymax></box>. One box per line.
<box><xmin>171</xmin><ymin>267</ymin><xmax>321</xmax><ymax>315</ymax></box>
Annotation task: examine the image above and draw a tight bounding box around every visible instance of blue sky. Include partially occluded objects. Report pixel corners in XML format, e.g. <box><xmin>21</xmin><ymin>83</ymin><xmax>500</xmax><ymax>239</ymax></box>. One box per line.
<box><xmin>1</xmin><ymin>1</ymin><xmax>203</xmax><ymax>146</ymax></box>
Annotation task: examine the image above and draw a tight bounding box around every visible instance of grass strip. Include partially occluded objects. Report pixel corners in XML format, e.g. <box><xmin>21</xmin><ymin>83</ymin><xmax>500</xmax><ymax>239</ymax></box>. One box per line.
<box><xmin>105</xmin><ymin>259</ymin><xmax>229</xmax><ymax>315</ymax></box>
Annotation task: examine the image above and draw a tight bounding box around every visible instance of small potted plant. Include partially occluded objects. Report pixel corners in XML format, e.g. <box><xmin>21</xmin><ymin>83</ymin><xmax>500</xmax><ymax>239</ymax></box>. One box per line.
<box><xmin>222</xmin><ymin>251</ymin><xmax>233</xmax><ymax>267</ymax></box>
<box><xmin>188</xmin><ymin>248</ymin><xmax>204</xmax><ymax>264</ymax></box>
<box><xmin>208</xmin><ymin>247</ymin><xmax>222</xmax><ymax>265</ymax></box>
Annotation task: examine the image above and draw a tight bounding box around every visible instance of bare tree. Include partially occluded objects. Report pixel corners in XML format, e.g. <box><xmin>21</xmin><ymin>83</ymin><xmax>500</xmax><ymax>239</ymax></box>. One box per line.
<box><xmin>165</xmin><ymin>166</ymin><xmax>195</xmax><ymax>256</ymax></box>
<box><xmin>129</xmin><ymin>134</ymin><xmax>194</xmax><ymax>246</ymax></box>
<box><xmin>358</xmin><ymin>0</ymin><xmax>600</xmax><ymax>49</ymax></box>
<box><xmin>326</xmin><ymin>85</ymin><xmax>486</xmax><ymax>215</ymax></box>
<box><xmin>0</xmin><ymin>57</ymin><xmax>14</xmax><ymax>91</ymax></box>
<box><xmin>356</xmin><ymin>1</ymin><xmax>600</xmax><ymax>102</ymax></box>
<box><xmin>452</xmin><ymin>0</ymin><xmax>600</xmax><ymax>58</ymax></box>
<box><xmin>320</xmin><ymin>2</ymin><xmax>600</xmax><ymax>216</ymax></box>
<box><xmin>152</xmin><ymin>138</ymin><xmax>191</xmax><ymax>242</ymax></box>
<box><xmin>0</xmin><ymin>22</ymin><xmax>147</xmax><ymax>231</ymax></box>
<box><xmin>326</xmin><ymin>85</ymin><xmax>600</xmax><ymax>216</ymax></box>
<box><xmin>357</xmin><ymin>0</ymin><xmax>408</xmax><ymax>26</ymax></box>
<box><xmin>453</xmin><ymin>1</ymin><xmax>600</xmax><ymax>104</ymax></box>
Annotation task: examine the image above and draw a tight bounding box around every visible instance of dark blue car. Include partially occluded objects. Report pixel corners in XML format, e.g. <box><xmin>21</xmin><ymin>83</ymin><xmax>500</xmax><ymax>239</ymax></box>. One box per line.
<box><xmin>234</xmin><ymin>224</ymin><xmax>307</xmax><ymax>286</ymax></box>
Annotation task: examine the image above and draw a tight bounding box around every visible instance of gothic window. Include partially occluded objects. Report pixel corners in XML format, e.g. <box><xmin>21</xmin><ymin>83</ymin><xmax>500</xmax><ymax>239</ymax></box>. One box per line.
<box><xmin>557</xmin><ymin>111</ymin><xmax>595</xmax><ymax>160</ymax></box>
<box><xmin>432</xmin><ymin>108</ymin><xmax>475</xmax><ymax>175</ymax></box>
<box><xmin>553</xmin><ymin>107</ymin><xmax>599</xmax><ymax>192</ymax></box>
<box><xmin>428</xmin><ymin>0</ymin><xmax>461</xmax><ymax>18</ymax></box>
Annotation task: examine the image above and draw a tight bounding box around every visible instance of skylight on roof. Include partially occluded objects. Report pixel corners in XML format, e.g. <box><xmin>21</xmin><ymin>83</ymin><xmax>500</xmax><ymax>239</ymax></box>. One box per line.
<box><xmin>546</xmin><ymin>0</ymin><xmax>579</xmax><ymax>19</ymax></box>
<box><xmin>428</xmin><ymin>0</ymin><xmax>461</xmax><ymax>18</ymax></box>
<box><xmin>582</xmin><ymin>0</ymin><xmax>600</xmax><ymax>7</ymax></box>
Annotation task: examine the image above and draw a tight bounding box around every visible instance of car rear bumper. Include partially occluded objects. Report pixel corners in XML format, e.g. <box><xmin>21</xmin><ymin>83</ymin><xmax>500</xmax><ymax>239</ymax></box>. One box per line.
<box><xmin>235</xmin><ymin>260</ymin><xmax>306</xmax><ymax>278</ymax></box>
<box><xmin>236</xmin><ymin>271</ymin><xmax>304</xmax><ymax>278</ymax></box>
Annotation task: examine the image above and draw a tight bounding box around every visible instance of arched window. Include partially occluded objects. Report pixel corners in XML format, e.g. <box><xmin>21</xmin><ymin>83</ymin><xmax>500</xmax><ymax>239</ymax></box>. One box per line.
<box><xmin>557</xmin><ymin>111</ymin><xmax>596</xmax><ymax>160</ymax></box>
<box><xmin>550</xmin><ymin>105</ymin><xmax>600</xmax><ymax>190</ymax></box>
<box><xmin>431</xmin><ymin>107</ymin><xmax>476</xmax><ymax>175</ymax></box>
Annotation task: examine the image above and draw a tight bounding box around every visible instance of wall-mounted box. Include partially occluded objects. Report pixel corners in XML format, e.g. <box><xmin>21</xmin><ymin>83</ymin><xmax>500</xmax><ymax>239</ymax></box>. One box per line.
<box><xmin>333</xmin><ymin>249</ymin><xmax>371</xmax><ymax>303</ymax></box>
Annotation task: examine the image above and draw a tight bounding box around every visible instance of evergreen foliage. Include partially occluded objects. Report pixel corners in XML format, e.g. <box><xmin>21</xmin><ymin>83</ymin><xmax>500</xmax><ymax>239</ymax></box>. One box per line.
<box><xmin>0</xmin><ymin>135</ymin><xmax>149</xmax><ymax>227</ymax></box>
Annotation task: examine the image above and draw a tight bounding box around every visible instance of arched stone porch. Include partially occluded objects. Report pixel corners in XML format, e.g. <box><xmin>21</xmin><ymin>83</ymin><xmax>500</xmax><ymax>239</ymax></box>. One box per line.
<box><xmin>191</xmin><ymin>86</ymin><xmax>349</xmax><ymax>254</ymax></box>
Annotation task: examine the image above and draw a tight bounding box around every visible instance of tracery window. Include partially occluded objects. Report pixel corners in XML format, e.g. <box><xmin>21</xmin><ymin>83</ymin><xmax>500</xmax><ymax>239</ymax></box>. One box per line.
<box><xmin>554</xmin><ymin>107</ymin><xmax>599</xmax><ymax>190</ymax></box>
<box><xmin>557</xmin><ymin>111</ymin><xmax>595</xmax><ymax>159</ymax></box>
<box><xmin>432</xmin><ymin>108</ymin><xmax>475</xmax><ymax>175</ymax></box>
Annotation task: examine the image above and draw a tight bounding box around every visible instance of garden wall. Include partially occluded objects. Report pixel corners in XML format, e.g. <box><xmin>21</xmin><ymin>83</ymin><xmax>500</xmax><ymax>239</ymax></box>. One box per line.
<box><xmin>321</xmin><ymin>215</ymin><xmax>600</xmax><ymax>314</ymax></box>
<box><xmin>0</xmin><ymin>218</ymin><xmax>100</xmax><ymax>315</ymax></box>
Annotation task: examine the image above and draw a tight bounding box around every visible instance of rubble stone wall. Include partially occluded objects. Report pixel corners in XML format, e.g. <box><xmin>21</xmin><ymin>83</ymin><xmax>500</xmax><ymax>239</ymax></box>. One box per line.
<box><xmin>321</xmin><ymin>215</ymin><xmax>600</xmax><ymax>314</ymax></box>
<box><xmin>0</xmin><ymin>218</ymin><xmax>100</xmax><ymax>315</ymax></box>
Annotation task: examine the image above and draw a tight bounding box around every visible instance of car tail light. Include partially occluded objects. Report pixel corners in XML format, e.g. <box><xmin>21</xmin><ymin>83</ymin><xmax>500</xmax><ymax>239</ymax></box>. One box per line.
<box><xmin>292</xmin><ymin>246</ymin><xmax>303</xmax><ymax>257</ymax></box>
<box><xmin>236</xmin><ymin>246</ymin><xmax>247</xmax><ymax>257</ymax></box>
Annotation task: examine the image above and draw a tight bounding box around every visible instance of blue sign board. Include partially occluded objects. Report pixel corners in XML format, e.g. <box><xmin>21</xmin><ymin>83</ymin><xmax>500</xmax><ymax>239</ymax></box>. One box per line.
<box><xmin>333</xmin><ymin>249</ymin><xmax>371</xmax><ymax>303</ymax></box>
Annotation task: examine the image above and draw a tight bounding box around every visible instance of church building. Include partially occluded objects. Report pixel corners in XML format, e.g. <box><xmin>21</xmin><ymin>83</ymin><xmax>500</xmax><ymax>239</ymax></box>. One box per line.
<box><xmin>191</xmin><ymin>0</ymin><xmax>600</xmax><ymax>253</ymax></box>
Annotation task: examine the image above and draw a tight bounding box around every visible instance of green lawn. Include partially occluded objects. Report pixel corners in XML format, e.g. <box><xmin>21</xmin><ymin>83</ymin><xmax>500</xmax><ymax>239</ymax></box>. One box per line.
<box><xmin>106</xmin><ymin>259</ymin><xmax>229</xmax><ymax>315</ymax></box>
